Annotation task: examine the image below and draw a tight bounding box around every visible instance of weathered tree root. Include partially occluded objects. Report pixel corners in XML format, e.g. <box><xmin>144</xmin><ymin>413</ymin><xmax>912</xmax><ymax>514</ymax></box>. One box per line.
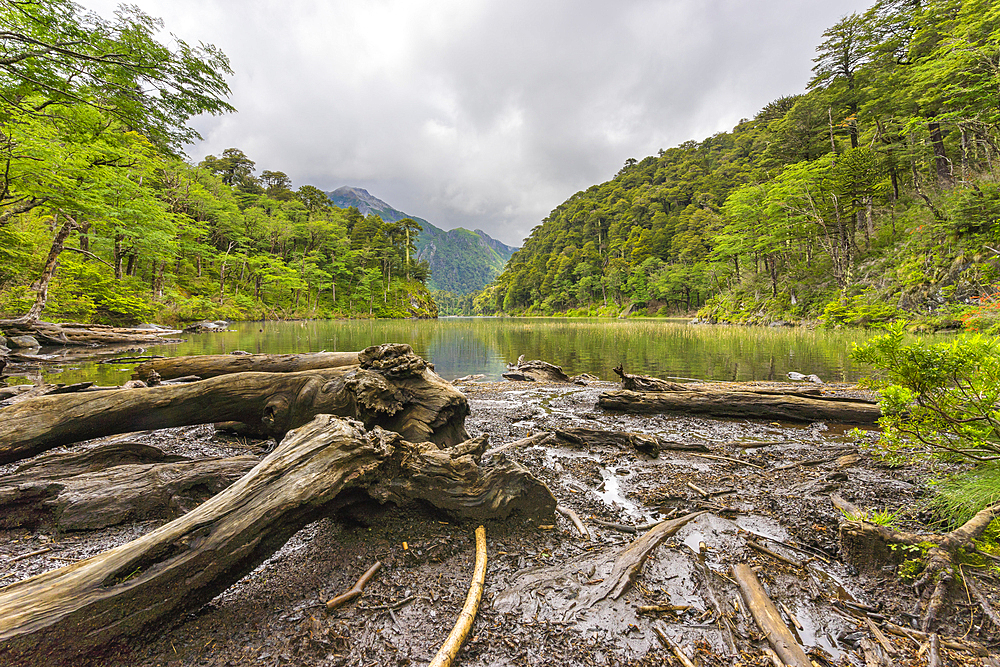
<box><xmin>0</xmin><ymin>416</ymin><xmax>554</xmax><ymax>666</ymax></box>
<box><xmin>838</xmin><ymin>501</ymin><xmax>1000</xmax><ymax>632</ymax></box>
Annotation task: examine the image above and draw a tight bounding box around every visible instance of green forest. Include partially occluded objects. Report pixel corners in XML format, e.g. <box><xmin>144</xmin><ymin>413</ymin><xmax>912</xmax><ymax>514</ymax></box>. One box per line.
<box><xmin>476</xmin><ymin>0</ymin><xmax>1000</xmax><ymax>332</ymax></box>
<box><xmin>0</xmin><ymin>1</ymin><xmax>435</xmax><ymax>326</ymax></box>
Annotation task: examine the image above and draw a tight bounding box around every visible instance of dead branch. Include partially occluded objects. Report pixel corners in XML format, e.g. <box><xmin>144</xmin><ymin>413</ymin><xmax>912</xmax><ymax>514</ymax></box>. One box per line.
<box><xmin>651</xmin><ymin>621</ymin><xmax>696</xmax><ymax>667</ymax></box>
<box><xmin>732</xmin><ymin>563</ymin><xmax>811</xmax><ymax>667</ymax></box>
<box><xmin>556</xmin><ymin>505</ymin><xmax>590</xmax><ymax>539</ymax></box>
<box><xmin>428</xmin><ymin>525</ymin><xmax>486</xmax><ymax>667</ymax></box>
<box><xmin>326</xmin><ymin>561</ymin><xmax>382</xmax><ymax>610</ymax></box>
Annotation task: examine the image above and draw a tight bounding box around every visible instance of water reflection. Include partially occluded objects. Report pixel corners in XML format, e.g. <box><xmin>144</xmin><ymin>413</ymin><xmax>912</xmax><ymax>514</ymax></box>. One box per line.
<box><xmin>11</xmin><ymin>317</ymin><xmax>913</xmax><ymax>387</ymax></box>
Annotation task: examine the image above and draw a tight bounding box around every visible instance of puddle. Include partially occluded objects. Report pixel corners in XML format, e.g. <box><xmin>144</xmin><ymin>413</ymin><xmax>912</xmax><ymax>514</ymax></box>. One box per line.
<box><xmin>536</xmin><ymin>445</ymin><xmax>654</xmax><ymax>521</ymax></box>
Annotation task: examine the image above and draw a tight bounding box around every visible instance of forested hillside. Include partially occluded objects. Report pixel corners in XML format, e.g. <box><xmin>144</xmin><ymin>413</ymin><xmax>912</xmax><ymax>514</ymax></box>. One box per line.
<box><xmin>329</xmin><ymin>186</ymin><xmax>517</xmax><ymax>303</ymax></box>
<box><xmin>480</xmin><ymin>0</ymin><xmax>1000</xmax><ymax>332</ymax></box>
<box><xmin>0</xmin><ymin>1</ymin><xmax>435</xmax><ymax>325</ymax></box>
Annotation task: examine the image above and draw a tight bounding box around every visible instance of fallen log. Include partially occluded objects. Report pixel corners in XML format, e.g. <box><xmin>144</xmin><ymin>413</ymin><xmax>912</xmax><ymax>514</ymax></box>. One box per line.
<box><xmin>132</xmin><ymin>351</ymin><xmax>360</xmax><ymax>382</ymax></box>
<box><xmin>0</xmin><ymin>320</ymin><xmax>183</xmax><ymax>346</ymax></box>
<box><xmin>598</xmin><ymin>389</ymin><xmax>881</xmax><ymax>425</ymax></box>
<box><xmin>0</xmin><ymin>414</ymin><xmax>555</xmax><ymax>666</ymax></box>
<box><xmin>545</xmin><ymin>427</ymin><xmax>709</xmax><ymax>457</ymax></box>
<box><xmin>0</xmin><ymin>343</ymin><xmax>470</xmax><ymax>465</ymax></box>
<box><xmin>732</xmin><ymin>563</ymin><xmax>811</xmax><ymax>667</ymax></box>
<box><xmin>502</xmin><ymin>355</ymin><xmax>571</xmax><ymax>382</ymax></box>
<box><xmin>0</xmin><ymin>442</ymin><xmax>257</xmax><ymax>530</ymax></box>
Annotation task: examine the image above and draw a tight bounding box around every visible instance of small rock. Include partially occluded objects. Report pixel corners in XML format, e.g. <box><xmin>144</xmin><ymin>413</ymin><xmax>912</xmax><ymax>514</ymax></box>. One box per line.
<box><xmin>8</xmin><ymin>335</ymin><xmax>40</xmax><ymax>349</ymax></box>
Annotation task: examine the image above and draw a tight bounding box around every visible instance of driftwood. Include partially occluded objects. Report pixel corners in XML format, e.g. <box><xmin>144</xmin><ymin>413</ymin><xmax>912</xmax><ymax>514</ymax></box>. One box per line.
<box><xmin>132</xmin><ymin>351</ymin><xmax>360</xmax><ymax>382</ymax></box>
<box><xmin>582</xmin><ymin>512</ymin><xmax>706</xmax><ymax>606</ymax></box>
<box><xmin>428</xmin><ymin>525</ymin><xmax>487</xmax><ymax>667</ymax></box>
<box><xmin>613</xmin><ymin>365</ymin><xmax>693</xmax><ymax>392</ymax></box>
<box><xmin>0</xmin><ymin>414</ymin><xmax>555</xmax><ymax>666</ymax></box>
<box><xmin>598</xmin><ymin>389</ymin><xmax>881</xmax><ymax>425</ymax></box>
<box><xmin>544</xmin><ymin>427</ymin><xmax>709</xmax><ymax>458</ymax></box>
<box><xmin>493</xmin><ymin>512</ymin><xmax>705</xmax><ymax>623</ymax></box>
<box><xmin>0</xmin><ymin>442</ymin><xmax>257</xmax><ymax>530</ymax></box>
<box><xmin>0</xmin><ymin>343</ymin><xmax>470</xmax><ymax>465</ymax></box>
<box><xmin>502</xmin><ymin>355</ymin><xmax>571</xmax><ymax>382</ymax></box>
<box><xmin>0</xmin><ymin>320</ymin><xmax>183</xmax><ymax>346</ymax></box>
<box><xmin>732</xmin><ymin>563</ymin><xmax>811</xmax><ymax>667</ymax></box>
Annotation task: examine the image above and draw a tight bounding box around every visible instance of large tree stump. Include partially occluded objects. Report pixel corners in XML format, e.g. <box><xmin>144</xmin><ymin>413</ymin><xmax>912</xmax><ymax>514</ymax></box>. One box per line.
<box><xmin>0</xmin><ymin>343</ymin><xmax>469</xmax><ymax>464</ymax></box>
<box><xmin>598</xmin><ymin>389</ymin><xmax>881</xmax><ymax>425</ymax></box>
<box><xmin>0</xmin><ymin>442</ymin><xmax>257</xmax><ymax>530</ymax></box>
<box><xmin>0</xmin><ymin>414</ymin><xmax>555</xmax><ymax>666</ymax></box>
<box><xmin>132</xmin><ymin>351</ymin><xmax>360</xmax><ymax>382</ymax></box>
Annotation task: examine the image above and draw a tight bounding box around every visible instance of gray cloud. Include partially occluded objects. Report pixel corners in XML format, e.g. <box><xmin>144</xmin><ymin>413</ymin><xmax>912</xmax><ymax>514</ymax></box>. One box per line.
<box><xmin>79</xmin><ymin>0</ymin><xmax>872</xmax><ymax>246</ymax></box>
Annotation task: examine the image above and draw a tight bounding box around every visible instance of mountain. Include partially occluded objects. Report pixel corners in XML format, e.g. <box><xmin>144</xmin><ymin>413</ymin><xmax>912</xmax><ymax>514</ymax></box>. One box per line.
<box><xmin>328</xmin><ymin>187</ymin><xmax>517</xmax><ymax>295</ymax></box>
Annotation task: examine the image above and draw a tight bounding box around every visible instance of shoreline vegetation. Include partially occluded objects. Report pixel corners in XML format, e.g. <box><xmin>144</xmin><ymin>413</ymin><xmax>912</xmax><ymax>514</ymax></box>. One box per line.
<box><xmin>456</xmin><ymin>0</ymin><xmax>1000</xmax><ymax>337</ymax></box>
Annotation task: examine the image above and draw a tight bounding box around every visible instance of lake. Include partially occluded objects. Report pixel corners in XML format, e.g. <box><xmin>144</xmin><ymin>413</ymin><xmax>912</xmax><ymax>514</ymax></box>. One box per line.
<box><xmin>19</xmin><ymin>317</ymin><xmax>894</xmax><ymax>386</ymax></box>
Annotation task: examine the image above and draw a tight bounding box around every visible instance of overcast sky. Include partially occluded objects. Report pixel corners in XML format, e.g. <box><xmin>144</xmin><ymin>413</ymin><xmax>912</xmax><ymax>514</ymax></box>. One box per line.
<box><xmin>79</xmin><ymin>0</ymin><xmax>871</xmax><ymax>247</ymax></box>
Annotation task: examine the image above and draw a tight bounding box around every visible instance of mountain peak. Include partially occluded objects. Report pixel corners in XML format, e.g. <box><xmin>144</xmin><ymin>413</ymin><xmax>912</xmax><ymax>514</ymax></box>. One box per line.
<box><xmin>326</xmin><ymin>186</ymin><xmax>517</xmax><ymax>294</ymax></box>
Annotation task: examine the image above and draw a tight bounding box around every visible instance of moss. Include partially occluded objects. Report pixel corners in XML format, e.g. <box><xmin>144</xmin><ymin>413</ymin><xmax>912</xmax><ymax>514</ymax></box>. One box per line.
<box><xmin>898</xmin><ymin>558</ymin><xmax>925</xmax><ymax>582</ymax></box>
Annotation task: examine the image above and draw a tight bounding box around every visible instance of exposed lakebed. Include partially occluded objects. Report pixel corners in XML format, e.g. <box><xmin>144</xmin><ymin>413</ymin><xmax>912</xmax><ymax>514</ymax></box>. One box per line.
<box><xmin>3</xmin><ymin>374</ymin><xmax>993</xmax><ymax>666</ymax></box>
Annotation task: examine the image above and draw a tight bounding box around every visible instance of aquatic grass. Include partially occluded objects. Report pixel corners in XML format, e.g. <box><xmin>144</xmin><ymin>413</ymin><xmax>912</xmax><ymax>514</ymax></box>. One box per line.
<box><xmin>928</xmin><ymin>463</ymin><xmax>1000</xmax><ymax>526</ymax></box>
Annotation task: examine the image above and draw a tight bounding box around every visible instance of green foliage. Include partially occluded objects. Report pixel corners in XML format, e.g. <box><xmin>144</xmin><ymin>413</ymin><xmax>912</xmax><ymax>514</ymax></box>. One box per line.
<box><xmin>852</xmin><ymin>322</ymin><xmax>1000</xmax><ymax>463</ymax></box>
<box><xmin>820</xmin><ymin>294</ymin><xmax>904</xmax><ymax>328</ymax></box>
<box><xmin>475</xmin><ymin>0</ymin><xmax>1000</xmax><ymax>327</ymax></box>
<box><xmin>0</xmin><ymin>3</ymin><xmax>438</xmax><ymax>325</ymax></box>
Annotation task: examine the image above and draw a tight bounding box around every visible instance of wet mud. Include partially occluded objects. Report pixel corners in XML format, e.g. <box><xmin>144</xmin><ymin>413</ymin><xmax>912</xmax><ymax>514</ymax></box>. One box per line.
<box><xmin>2</xmin><ymin>380</ymin><xmax>998</xmax><ymax>666</ymax></box>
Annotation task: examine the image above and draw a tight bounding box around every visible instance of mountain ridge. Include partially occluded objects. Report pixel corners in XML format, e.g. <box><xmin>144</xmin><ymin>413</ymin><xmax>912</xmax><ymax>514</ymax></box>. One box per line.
<box><xmin>327</xmin><ymin>186</ymin><xmax>517</xmax><ymax>295</ymax></box>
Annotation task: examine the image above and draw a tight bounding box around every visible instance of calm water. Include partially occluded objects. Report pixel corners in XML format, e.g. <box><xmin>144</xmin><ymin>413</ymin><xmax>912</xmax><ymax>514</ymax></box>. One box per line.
<box><xmin>19</xmin><ymin>318</ymin><xmax>897</xmax><ymax>386</ymax></box>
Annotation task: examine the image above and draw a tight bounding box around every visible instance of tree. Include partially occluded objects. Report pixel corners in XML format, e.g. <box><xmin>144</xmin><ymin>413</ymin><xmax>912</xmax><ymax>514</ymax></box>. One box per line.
<box><xmin>201</xmin><ymin>149</ymin><xmax>256</xmax><ymax>188</ymax></box>
<box><xmin>809</xmin><ymin>12</ymin><xmax>870</xmax><ymax>149</ymax></box>
<box><xmin>0</xmin><ymin>0</ymin><xmax>233</xmax><ymax>153</ymax></box>
<box><xmin>852</xmin><ymin>322</ymin><xmax>1000</xmax><ymax>463</ymax></box>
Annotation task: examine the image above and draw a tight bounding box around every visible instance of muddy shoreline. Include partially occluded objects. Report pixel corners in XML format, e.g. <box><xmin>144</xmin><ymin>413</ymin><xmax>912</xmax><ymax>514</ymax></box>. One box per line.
<box><xmin>2</xmin><ymin>379</ymin><xmax>998</xmax><ymax>666</ymax></box>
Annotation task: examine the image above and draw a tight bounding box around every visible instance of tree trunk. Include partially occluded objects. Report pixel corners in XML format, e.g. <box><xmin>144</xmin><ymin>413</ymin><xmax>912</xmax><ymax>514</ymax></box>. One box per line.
<box><xmin>598</xmin><ymin>389</ymin><xmax>880</xmax><ymax>424</ymax></box>
<box><xmin>0</xmin><ymin>344</ymin><xmax>470</xmax><ymax>465</ymax></box>
<box><xmin>0</xmin><ymin>442</ymin><xmax>257</xmax><ymax>531</ymax></box>
<box><xmin>16</xmin><ymin>215</ymin><xmax>79</xmax><ymax>324</ymax></box>
<box><xmin>113</xmin><ymin>233</ymin><xmax>124</xmax><ymax>280</ymax></box>
<box><xmin>929</xmin><ymin>121</ymin><xmax>952</xmax><ymax>186</ymax></box>
<box><xmin>0</xmin><ymin>320</ymin><xmax>182</xmax><ymax>347</ymax></box>
<box><xmin>132</xmin><ymin>351</ymin><xmax>361</xmax><ymax>382</ymax></box>
<box><xmin>0</xmin><ymin>415</ymin><xmax>555</xmax><ymax>666</ymax></box>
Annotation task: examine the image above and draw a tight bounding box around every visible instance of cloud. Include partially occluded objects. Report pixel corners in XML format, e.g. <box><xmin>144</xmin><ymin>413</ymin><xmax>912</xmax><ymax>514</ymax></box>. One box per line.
<box><xmin>79</xmin><ymin>0</ymin><xmax>871</xmax><ymax>246</ymax></box>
